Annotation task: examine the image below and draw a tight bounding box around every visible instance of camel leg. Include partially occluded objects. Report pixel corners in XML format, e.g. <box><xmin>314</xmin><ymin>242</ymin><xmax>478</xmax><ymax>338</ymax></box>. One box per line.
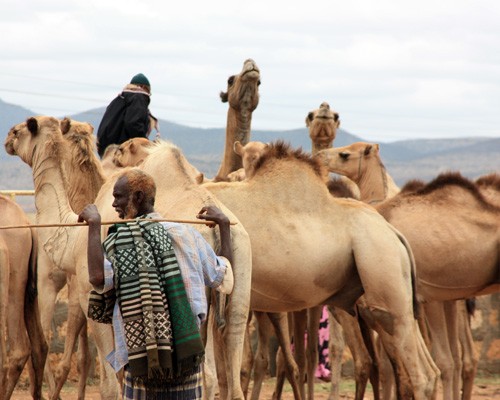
<box><xmin>424</xmin><ymin>301</ymin><xmax>457</xmax><ymax>400</ymax></box>
<box><xmin>210</xmin><ymin>243</ymin><xmax>251</xmax><ymax>400</ymax></box>
<box><xmin>267</xmin><ymin>312</ymin><xmax>302</xmax><ymax>400</ymax></box>
<box><xmin>335</xmin><ymin>308</ymin><xmax>374</xmax><ymax>400</ymax></box>
<box><xmin>0</xmin><ymin>245</ymin><xmax>9</xmax><ymax>398</ymax></box>
<box><xmin>250</xmin><ymin>311</ymin><xmax>272</xmax><ymax>400</ymax></box>
<box><xmin>306</xmin><ymin>307</ymin><xmax>321</xmax><ymax>400</ymax></box>
<box><xmin>240</xmin><ymin>312</ymin><xmax>255</xmax><ymax>398</ymax></box>
<box><xmin>458</xmin><ymin>300</ymin><xmax>478</xmax><ymax>400</ymax></box>
<box><xmin>36</xmin><ymin>251</ymin><xmax>67</xmax><ymax>398</ymax></box>
<box><xmin>76</xmin><ymin>324</ymin><xmax>91</xmax><ymax>400</ymax></box>
<box><xmin>375</xmin><ymin>334</ymin><xmax>396</xmax><ymax>400</ymax></box>
<box><xmin>327</xmin><ymin>308</ymin><xmax>344</xmax><ymax>400</ymax></box>
<box><xmin>4</xmin><ymin>284</ymin><xmax>31</xmax><ymax>400</ymax></box>
<box><xmin>52</xmin><ymin>275</ymin><xmax>89</xmax><ymax>400</ymax></box>
<box><xmin>25</xmin><ymin>295</ymin><xmax>49</xmax><ymax>400</ymax></box>
<box><xmin>203</xmin><ymin>309</ymin><xmax>218</xmax><ymax>400</ymax></box>
<box><xmin>292</xmin><ymin>309</ymin><xmax>307</xmax><ymax>400</ymax></box>
<box><xmin>444</xmin><ymin>301</ymin><xmax>462</xmax><ymax>400</ymax></box>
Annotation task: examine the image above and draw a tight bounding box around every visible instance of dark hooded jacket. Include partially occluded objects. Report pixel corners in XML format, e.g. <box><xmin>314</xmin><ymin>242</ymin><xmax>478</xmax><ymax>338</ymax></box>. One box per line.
<box><xmin>96</xmin><ymin>84</ymin><xmax>151</xmax><ymax>157</ymax></box>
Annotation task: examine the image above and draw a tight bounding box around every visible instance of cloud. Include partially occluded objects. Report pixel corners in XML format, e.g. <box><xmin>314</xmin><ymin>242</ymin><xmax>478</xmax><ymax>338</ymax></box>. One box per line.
<box><xmin>0</xmin><ymin>0</ymin><xmax>499</xmax><ymax>141</ymax></box>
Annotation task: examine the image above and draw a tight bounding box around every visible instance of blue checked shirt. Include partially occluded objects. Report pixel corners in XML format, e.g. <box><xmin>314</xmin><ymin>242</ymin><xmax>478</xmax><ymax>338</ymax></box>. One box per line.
<box><xmin>94</xmin><ymin>214</ymin><xmax>228</xmax><ymax>373</ymax></box>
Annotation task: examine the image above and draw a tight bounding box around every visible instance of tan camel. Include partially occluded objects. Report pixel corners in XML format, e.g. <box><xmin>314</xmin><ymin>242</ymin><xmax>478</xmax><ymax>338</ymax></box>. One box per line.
<box><xmin>214</xmin><ymin>58</ymin><xmax>260</xmax><ymax>181</ymax></box>
<box><xmin>0</xmin><ymin>194</ymin><xmax>47</xmax><ymax>400</ymax></box>
<box><xmin>305</xmin><ymin>101</ymin><xmax>340</xmax><ymax>154</ymax></box>
<box><xmin>317</xmin><ymin>141</ymin><xmax>400</xmax><ymax>204</ymax></box>
<box><xmin>104</xmin><ymin>138</ymin><xmax>306</xmax><ymax>399</ymax></box>
<box><xmin>5</xmin><ymin>116</ymin><xmax>120</xmax><ymax>399</ymax></box>
<box><xmin>234</xmin><ymin>140</ymin><xmax>369</xmax><ymax>400</ymax></box>
<box><xmin>317</xmin><ymin>144</ymin><xmax>499</xmax><ymax>399</ymax></box>
<box><xmin>5</xmin><ymin>119</ymin><xmax>253</xmax><ymax>400</ymax></box>
<box><xmin>305</xmin><ymin>112</ymin><xmax>377</xmax><ymax>400</ymax></box>
<box><xmin>370</xmin><ymin>173</ymin><xmax>498</xmax><ymax>399</ymax></box>
<box><xmin>112</xmin><ymin>136</ymin><xmax>153</xmax><ymax>167</ymax></box>
<box><xmin>202</xmin><ymin>140</ymin><xmax>439</xmax><ymax>399</ymax></box>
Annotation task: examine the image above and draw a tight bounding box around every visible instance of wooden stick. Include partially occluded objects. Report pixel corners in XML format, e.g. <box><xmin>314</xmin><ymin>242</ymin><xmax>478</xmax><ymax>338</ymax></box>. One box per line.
<box><xmin>0</xmin><ymin>218</ymin><xmax>237</xmax><ymax>230</ymax></box>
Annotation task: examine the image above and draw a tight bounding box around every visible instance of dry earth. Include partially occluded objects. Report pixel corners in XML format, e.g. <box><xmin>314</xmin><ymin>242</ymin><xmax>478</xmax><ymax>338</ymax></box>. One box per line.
<box><xmin>11</xmin><ymin>375</ymin><xmax>500</xmax><ymax>399</ymax></box>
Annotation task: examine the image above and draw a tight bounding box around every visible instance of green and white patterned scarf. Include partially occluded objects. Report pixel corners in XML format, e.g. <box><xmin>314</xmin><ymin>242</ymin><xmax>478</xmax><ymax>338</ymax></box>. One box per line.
<box><xmin>98</xmin><ymin>218</ymin><xmax>204</xmax><ymax>386</ymax></box>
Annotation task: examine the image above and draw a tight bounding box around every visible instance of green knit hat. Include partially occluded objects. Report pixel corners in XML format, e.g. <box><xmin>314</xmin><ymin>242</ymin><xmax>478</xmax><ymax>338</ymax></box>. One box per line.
<box><xmin>130</xmin><ymin>73</ymin><xmax>150</xmax><ymax>87</ymax></box>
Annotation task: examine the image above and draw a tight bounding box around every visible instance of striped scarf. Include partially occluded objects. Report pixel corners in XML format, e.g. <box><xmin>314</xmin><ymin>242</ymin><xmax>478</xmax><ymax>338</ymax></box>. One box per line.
<box><xmin>102</xmin><ymin>218</ymin><xmax>204</xmax><ymax>386</ymax></box>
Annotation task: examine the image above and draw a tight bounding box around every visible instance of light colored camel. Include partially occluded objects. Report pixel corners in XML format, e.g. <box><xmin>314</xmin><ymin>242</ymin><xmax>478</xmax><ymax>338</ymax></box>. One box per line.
<box><xmin>0</xmin><ymin>194</ymin><xmax>47</xmax><ymax>400</ymax></box>
<box><xmin>305</xmin><ymin>101</ymin><xmax>340</xmax><ymax>154</ymax></box>
<box><xmin>234</xmin><ymin>139</ymin><xmax>369</xmax><ymax>400</ymax></box>
<box><xmin>112</xmin><ymin>136</ymin><xmax>153</xmax><ymax>167</ymax></box>
<box><xmin>316</xmin><ymin>141</ymin><xmax>399</xmax><ymax>204</ymax></box>
<box><xmin>317</xmin><ymin>144</ymin><xmax>499</xmax><ymax>399</ymax></box>
<box><xmin>202</xmin><ymin>140</ymin><xmax>439</xmax><ymax>399</ymax></box>
<box><xmin>214</xmin><ymin>58</ymin><xmax>260</xmax><ymax>181</ymax></box>
<box><xmin>5</xmin><ymin>116</ymin><xmax>120</xmax><ymax>399</ymax></box>
<box><xmin>100</xmin><ymin>143</ymin><xmax>121</xmax><ymax>175</ymax></box>
<box><xmin>5</xmin><ymin>118</ymin><xmax>253</xmax><ymax>400</ymax></box>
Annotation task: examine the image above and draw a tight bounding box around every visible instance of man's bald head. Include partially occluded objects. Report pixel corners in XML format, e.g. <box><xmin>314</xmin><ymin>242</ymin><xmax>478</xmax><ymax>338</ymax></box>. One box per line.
<box><xmin>113</xmin><ymin>169</ymin><xmax>156</xmax><ymax>218</ymax></box>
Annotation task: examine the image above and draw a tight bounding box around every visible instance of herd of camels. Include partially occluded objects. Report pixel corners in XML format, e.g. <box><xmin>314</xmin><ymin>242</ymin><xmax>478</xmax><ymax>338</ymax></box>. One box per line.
<box><xmin>0</xmin><ymin>58</ymin><xmax>498</xmax><ymax>400</ymax></box>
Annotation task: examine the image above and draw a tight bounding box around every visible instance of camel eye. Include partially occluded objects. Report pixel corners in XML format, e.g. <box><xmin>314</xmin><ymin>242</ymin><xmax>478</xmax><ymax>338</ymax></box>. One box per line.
<box><xmin>339</xmin><ymin>152</ymin><xmax>350</xmax><ymax>160</ymax></box>
<box><xmin>307</xmin><ymin>112</ymin><xmax>314</xmax><ymax>122</ymax></box>
<box><xmin>228</xmin><ymin>76</ymin><xmax>235</xmax><ymax>86</ymax></box>
<box><xmin>333</xmin><ymin>113</ymin><xmax>339</xmax><ymax>122</ymax></box>
<box><xmin>257</xmin><ymin>80</ymin><xmax>261</xmax><ymax>86</ymax></box>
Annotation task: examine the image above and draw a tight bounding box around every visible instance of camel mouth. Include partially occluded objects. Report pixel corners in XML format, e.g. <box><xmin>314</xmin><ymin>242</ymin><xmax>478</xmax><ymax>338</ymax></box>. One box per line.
<box><xmin>242</xmin><ymin>68</ymin><xmax>260</xmax><ymax>80</ymax></box>
<box><xmin>315</xmin><ymin>115</ymin><xmax>335</xmax><ymax>121</ymax></box>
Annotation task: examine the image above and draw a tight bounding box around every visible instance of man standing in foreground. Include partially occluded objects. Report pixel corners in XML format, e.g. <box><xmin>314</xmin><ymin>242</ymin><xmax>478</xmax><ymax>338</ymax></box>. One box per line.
<box><xmin>79</xmin><ymin>169</ymin><xmax>233</xmax><ymax>399</ymax></box>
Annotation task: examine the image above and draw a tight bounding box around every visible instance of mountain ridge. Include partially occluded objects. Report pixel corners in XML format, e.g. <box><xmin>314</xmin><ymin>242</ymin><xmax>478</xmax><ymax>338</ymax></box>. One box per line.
<box><xmin>1</xmin><ymin>99</ymin><xmax>498</xmax><ymax>192</ymax></box>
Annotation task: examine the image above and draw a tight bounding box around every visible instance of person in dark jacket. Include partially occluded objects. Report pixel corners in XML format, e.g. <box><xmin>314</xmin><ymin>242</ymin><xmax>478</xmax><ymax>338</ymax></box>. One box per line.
<box><xmin>96</xmin><ymin>73</ymin><xmax>153</xmax><ymax>158</ymax></box>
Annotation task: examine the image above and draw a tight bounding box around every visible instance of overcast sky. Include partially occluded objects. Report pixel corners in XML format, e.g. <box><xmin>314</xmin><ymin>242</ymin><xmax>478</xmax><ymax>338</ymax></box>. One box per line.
<box><xmin>1</xmin><ymin>0</ymin><xmax>499</xmax><ymax>142</ymax></box>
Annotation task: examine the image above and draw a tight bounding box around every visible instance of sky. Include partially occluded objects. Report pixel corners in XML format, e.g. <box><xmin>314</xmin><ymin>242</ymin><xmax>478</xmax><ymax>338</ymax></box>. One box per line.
<box><xmin>1</xmin><ymin>0</ymin><xmax>499</xmax><ymax>143</ymax></box>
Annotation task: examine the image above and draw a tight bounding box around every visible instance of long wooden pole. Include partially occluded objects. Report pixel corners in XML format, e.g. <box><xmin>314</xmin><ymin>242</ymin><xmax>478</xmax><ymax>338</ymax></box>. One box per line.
<box><xmin>0</xmin><ymin>218</ymin><xmax>237</xmax><ymax>230</ymax></box>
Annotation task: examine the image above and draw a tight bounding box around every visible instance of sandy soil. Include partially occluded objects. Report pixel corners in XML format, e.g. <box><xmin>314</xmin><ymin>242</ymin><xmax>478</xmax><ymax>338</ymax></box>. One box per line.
<box><xmin>11</xmin><ymin>376</ymin><xmax>500</xmax><ymax>399</ymax></box>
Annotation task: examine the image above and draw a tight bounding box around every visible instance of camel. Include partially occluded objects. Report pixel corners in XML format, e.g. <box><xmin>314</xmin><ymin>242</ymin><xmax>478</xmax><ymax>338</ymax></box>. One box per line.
<box><xmin>317</xmin><ymin>144</ymin><xmax>499</xmax><ymax>399</ymax></box>
<box><xmin>201</xmin><ymin>140</ymin><xmax>440</xmax><ymax>399</ymax></box>
<box><xmin>5</xmin><ymin>116</ymin><xmax>120</xmax><ymax>399</ymax></box>
<box><xmin>5</xmin><ymin>117</ymin><xmax>253</xmax><ymax>400</ymax></box>
<box><xmin>234</xmin><ymin>139</ymin><xmax>371</xmax><ymax>400</ymax></box>
<box><xmin>305</xmin><ymin>101</ymin><xmax>340</xmax><ymax>154</ymax></box>
<box><xmin>100</xmin><ymin>143</ymin><xmax>121</xmax><ymax>175</ymax></box>
<box><xmin>316</xmin><ymin>141</ymin><xmax>399</xmax><ymax>204</ymax></box>
<box><xmin>112</xmin><ymin>136</ymin><xmax>153</xmax><ymax>167</ymax></box>
<box><xmin>305</xmin><ymin>111</ymin><xmax>378</xmax><ymax>400</ymax></box>
<box><xmin>214</xmin><ymin>58</ymin><xmax>260</xmax><ymax>181</ymax></box>
<box><xmin>0</xmin><ymin>194</ymin><xmax>47</xmax><ymax>400</ymax></box>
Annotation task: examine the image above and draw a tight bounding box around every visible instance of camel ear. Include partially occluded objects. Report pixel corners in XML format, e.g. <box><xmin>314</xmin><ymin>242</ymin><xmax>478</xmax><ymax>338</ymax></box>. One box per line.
<box><xmin>60</xmin><ymin>117</ymin><xmax>71</xmax><ymax>135</ymax></box>
<box><xmin>129</xmin><ymin>142</ymin><xmax>137</xmax><ymax>154</ymax></box>
<box><xmin>374</xmin><ymin>144</ymin><xmax>380</xmax><ymax>152</ymax></box>
<box><xmin>27</xmin><ymin>117</ymin><xmax>38</xmax><ymax>135</ymax></box>
<box><xmin>364</xmin><ymin>145</ymin><xmax>373</xmax><ymax>156</ymax></box>
<box><xmin>195</xmin><ymin>173</ymin><xmax>204</xmax><ymax>184</ymax></box>
<box><xmin>220</xmin><ymin>91</ymin><xmax>228</xmax><ymax>103</ymax></box>
<box><xmin>305</xmin><ymin>112</ymin><xmax>314</xmax><ymax>127</ymax></box>
<box><xmin>234</xmin><ymin>141</ymin><xmax>244</xmax><ymax>156</ymax></box>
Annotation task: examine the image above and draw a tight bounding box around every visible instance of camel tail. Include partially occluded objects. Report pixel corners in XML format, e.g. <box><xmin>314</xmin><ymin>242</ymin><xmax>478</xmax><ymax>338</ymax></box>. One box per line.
<box><xmin>26</xmin><ymin>230</ymin><xmax>38</xmax><ymax>302</ymax></box>
<box><xmin>389</xmin><ymin>225</ymin><xmax>420</xmax><ymax>320</ymax></box>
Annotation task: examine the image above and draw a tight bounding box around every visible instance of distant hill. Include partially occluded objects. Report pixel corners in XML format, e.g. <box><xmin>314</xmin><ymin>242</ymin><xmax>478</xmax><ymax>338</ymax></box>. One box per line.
<box><xmin>1</xmin><ymin>98</ymin><xmax>498</xmax><ymax>195</ymax></box>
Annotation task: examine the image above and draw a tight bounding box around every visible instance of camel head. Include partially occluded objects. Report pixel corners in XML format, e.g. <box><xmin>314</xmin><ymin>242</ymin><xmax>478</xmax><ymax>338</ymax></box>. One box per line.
<box><xmin>220</xmin><ymin>58</ymin><xmax>260</xmax><ymax>113</ymax></box>
<box><xmin>305</xmin><ymin>102</ymin><xmax>340</xmax><ymax>153</ymax></box>
<box><xmin>316</xmin><ymin>142</ymin><xmax>380</xmax><ymax>181</ymax></box>
<box><xmin>113</xmin><ymin>137</ymin><xmax>153</xmax><ymax>167</ymax></box>
<box><xmin>233</xmin><ymin>140</ymin><xmax>269</xmax><ymax>180</ymax></box>
<box><xmin>59</xmin><ymin>117</ymin><xmax>102</xmax><ymax>171</ymax></box>
<box><xmin>5</xmin><ymin>116</ymin><xmax>63</xmax><ymax>167</ymax></box>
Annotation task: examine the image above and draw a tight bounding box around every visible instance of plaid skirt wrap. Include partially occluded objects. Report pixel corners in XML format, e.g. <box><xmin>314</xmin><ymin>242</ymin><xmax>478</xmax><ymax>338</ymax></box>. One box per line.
<box><xmin>98</xmin><ymin>218</ymin><xmax>204</xmax><ymax>387</ymax></box>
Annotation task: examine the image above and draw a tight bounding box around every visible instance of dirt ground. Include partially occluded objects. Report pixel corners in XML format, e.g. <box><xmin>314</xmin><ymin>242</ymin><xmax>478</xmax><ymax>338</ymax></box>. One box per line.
<box><xmin>11</xmin><ymin>375</ymin><xmax>500</xmax><ymax>399</ymax></box>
